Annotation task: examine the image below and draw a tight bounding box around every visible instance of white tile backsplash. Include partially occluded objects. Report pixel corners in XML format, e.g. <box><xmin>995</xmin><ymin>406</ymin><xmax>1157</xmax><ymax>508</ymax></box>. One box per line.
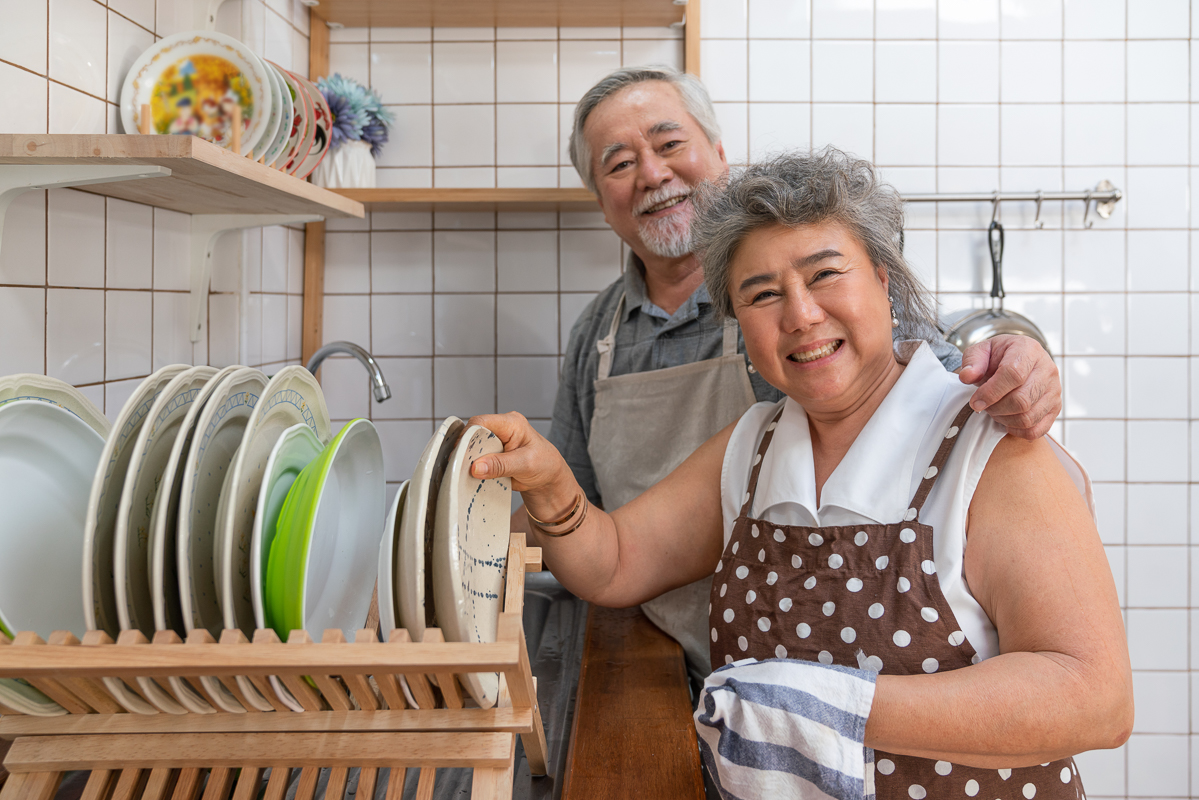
<box><xmin>811</xmin><ymin>40</ymin><xmax>871</xmax><ymax>102</ymax></box>
<box><xmin>748</xmin><ymin>39</ymin><xmax>811</xmax><ymax>102</ymax></box>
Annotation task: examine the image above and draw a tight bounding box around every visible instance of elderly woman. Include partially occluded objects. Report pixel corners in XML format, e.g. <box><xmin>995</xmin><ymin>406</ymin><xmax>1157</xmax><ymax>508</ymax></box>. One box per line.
<box><xmin>471</xmin><ymin>149</ymin><xmax>1131</xmax><ymax>799</ymax></box>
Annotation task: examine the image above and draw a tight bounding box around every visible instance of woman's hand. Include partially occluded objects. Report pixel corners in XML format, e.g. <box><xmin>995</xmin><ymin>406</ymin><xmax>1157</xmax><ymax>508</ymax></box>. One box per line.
<box><xmin>467</xmin><ymin>412</ymin><xmax>581</xmax><ymax>525</ymax></box>
<box><xmin>958</xmin><ymin>334</ymin><xmax>1061</xmax><ymax>440</ymax></box>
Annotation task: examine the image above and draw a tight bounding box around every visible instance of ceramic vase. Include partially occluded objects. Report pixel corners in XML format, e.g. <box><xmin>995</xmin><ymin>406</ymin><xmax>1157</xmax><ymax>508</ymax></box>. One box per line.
<box><xmin>311</xmin><ymin>140</ymin><xmax>376</xmax><ymax>188</ymax></box>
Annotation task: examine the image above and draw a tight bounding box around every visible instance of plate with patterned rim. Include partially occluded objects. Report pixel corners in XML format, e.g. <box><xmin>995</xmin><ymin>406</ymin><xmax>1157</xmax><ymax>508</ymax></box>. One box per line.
<box><xmin>0</xmin><ymin>373</ymin><xmax>109</xmax><ymax>439</ymax></box>
<box><xmin>292</xmin><ymin>73</ymin><xmax>331</xmax><ymax>179</ymax></box>
<box><xmin>261</xmin><ymin>63</ymin><xmax>294</xmax><ymax>169</ymax></box>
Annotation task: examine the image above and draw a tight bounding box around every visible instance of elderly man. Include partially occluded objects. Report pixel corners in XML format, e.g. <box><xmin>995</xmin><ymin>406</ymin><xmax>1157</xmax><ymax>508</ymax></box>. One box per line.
<box><xmin>531</xmin><ymin>66</ymin><xmax>1061</xmax><ymax>682</ymax></box>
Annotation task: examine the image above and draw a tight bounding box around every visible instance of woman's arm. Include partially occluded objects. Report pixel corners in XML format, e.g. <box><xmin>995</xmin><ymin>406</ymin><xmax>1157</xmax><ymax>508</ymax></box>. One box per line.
<box><xmin>864</xmin><ymin>435</ymin><xmax>1133</xmax><ymax>767</ymax></box>
<box><xmin>469</xmin><ymin>412</ymin><xmax>732</xmax><ymax>609</ymax></box>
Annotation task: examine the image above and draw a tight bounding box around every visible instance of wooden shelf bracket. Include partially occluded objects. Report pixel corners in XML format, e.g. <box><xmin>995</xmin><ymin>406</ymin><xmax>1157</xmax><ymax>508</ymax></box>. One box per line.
<box><xmin>187</xmin><ymin>214</ymin><xmax>323</xmax><ymax>342</ymax></box>
<box><xmin>0</xmin><ymin>164</ymin><xmax>170</xmax><ymax>264</ymax></box>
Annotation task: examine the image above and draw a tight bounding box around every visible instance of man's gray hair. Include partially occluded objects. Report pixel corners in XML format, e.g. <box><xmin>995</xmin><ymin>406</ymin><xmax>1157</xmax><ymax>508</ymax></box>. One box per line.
<box><xmin>692</xmin><ymin>147</ymin><xmax>941</xmax><ymax>345</ymax></box>
<box><xmin>569</xmin><ymin>66</ymin><xmax>721</xmax><ymax>194</ymax></box>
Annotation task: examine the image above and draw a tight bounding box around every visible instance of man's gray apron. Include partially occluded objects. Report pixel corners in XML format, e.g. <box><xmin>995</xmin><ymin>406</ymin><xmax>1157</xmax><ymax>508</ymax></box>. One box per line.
<box><xmin>587</xmin><ymin>293</ymin><xmax>757</xmax><ymax>681</ymax></box>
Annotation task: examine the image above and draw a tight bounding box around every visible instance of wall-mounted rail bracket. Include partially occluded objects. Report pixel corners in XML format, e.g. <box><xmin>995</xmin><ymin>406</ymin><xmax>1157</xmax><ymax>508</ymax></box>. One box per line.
<box><xmin>189</xmin><ymin>214</ymin><xmax>323</xmax><ymax>342</ymax></box>
<box><xmin>0</xmin><ymin>164</ymin><xmax>170</xmax><ymax>259</ymax></box>
<box><xmin>194</xmin><ymin>0</ymin><xmax>233</xmax><ymax>29</ymax></box>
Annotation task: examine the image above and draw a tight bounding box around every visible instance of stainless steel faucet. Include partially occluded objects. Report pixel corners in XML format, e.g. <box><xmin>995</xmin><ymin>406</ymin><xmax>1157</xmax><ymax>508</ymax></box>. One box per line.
<box><xmin>306</xmin><ymin>341</ymin><xmax>392</xmax><ymax>403</ymax></box>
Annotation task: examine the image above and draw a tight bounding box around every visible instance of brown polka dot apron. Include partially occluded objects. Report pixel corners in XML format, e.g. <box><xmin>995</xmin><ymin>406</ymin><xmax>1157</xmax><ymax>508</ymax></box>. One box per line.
<box><xmin>708</xmin><ymin>404</ymin><xmax>1084</xmax><ymax>799</ymax></box>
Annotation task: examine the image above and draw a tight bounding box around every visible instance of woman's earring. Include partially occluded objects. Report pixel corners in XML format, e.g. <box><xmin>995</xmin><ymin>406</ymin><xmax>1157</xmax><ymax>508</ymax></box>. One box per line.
<box><xmin>890</xmin><ymin>300</ymin><xmax>899</xmax><ymax>329</ymax></box>
<box><xmin>747</xmin><ymin>361</ymin><xmax>757</xmax><ymax>374</ymax></box>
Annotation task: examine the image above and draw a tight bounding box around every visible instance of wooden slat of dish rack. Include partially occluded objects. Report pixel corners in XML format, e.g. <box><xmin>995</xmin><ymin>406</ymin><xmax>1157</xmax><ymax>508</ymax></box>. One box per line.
<box><xmin>0</xmin><ymin>539</ymin><xmax>543</xmax><ymax>800</ymax></box>
<box><xmin>0</xmin><ymin>135</ymin><xmax>364</xmax><ymax>219</ymax></box>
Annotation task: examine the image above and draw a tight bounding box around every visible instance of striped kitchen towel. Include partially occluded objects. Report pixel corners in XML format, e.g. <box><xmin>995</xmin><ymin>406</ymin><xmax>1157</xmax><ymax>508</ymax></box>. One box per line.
<box><xmin>695</xmin><ymin>658</ymin><xmax>877</xmax><ymax>800</ymax></box>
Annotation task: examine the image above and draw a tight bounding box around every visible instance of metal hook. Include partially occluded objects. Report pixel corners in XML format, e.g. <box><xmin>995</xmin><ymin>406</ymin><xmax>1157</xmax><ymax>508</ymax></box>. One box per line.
<box><xmin>1082</xmin><ymin>190</ymin><xmax>1094</xmax><ymax>229</ymax></box>
<box><xmin>991</xmin><ymin>193</ymin><xmax>1001</xmax><ymax>224</ymax></box>
<box><xmin>1033</xmin><ymin>190</ymin><xmax>1044</xmax><ymax>229</ymax></box>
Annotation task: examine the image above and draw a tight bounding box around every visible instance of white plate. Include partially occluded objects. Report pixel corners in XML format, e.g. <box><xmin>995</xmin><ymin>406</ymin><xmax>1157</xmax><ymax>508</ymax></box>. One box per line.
<box><xmin>148</xmin><ymin>366</ymin><xmax>241</xmax><ymax>636</ymax></box>
<box><xmin>432</xmin><ymin>425</ymin><xmax>511</xmax><ymax>710</ymax></box>
<box><xmin>296</xmin><ymin>418</ymin><xmax>385</xmax><ymax>641</ymax></box>
<box><xmin>0</xmin><ymin>373</ymin><xmax>109</xmax><ymax>439</ymax></box>
<box><xmin>251</xmin><ymin>56</ymin><xmax>284</xmax><ymax>162</ymax></box>
<box><xmin>0</xmin><ymin>679</ymin><xmax>67</xmax><ymax>717</ymax></box>
<box><xmin>261</xmin><ymin>64</ymin><xmax>294</xmax><ymax>168</ymax></box>
<box><xmin>218</xmin><ymin>366</ymin><xmax>331</xmax><ymax>636</ymax></box>
<box><xmin>120</xmin><ymin>30</ymin><xmax>272</xmax><ymax>156</ymax></box>
<box><xmin>251</xmin><ymin>424</ymin><xmax>322</xmax><ymax>631</ymax></box>
<box><xmin>83</xmin><ymin>365</ymin><xmax>189</xmax><ymax>638</ymax></box>
<box><xmin>0</xmin><ymin>401</ymin><xmax>103</xmax><ymax>639</ymax></box>
<box><xmin>114</xmin><ymin>366</ymin><xmax>217</xmax><ymax>636</ymax></box>
<box><xmin>398</xmin><ymin>416</ymin><xmax>465</xmax><ymax>642</ymax></box>
<box><xmin>178</xmin><ymin>368</ymin><xmax>267</xmax><ymax>638</ymax></box>
<box><xmin>379</xmin><ymin>480</ymin><xmax>409</xmax><ymax>637</ymax></box>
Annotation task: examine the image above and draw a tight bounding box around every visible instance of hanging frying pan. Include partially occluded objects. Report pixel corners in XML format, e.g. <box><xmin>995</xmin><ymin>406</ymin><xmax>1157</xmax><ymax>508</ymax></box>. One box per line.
<box><xmin>944</xmin><ymin>220</ymin><xmax>1051</xmax><ymax>356</ymax></box>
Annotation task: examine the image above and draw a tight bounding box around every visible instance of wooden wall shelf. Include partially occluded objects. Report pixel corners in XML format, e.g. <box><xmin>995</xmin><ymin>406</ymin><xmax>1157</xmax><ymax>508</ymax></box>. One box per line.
<box><xmin>0</xmin><ymin>135</ymin><xmax>364</xmax><ymax>219</ymax></box>
<box><xmin>334</xmin><ymin>187</ymin><xmax>599</xmax><ymax>213</ymax></box>
<box><xmin>311</xmin><ymin>0</ymin><xmax>685</xmax><ymax>30</ymax></box>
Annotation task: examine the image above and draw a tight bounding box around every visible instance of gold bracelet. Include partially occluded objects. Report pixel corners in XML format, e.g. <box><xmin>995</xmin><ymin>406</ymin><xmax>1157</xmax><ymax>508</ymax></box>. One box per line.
<box><xmin>525</xmin><ymin>492</ymin><xmax>583</xmax><ymax>528</ymax></box>
<box><xmin>528</xmin><ymin>498</ymin><xmax>589</xmax><ymax>538</ymax></box>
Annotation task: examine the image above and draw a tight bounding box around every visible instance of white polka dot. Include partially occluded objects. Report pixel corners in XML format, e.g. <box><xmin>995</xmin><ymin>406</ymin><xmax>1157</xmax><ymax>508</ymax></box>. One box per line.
<box><xmin>1040</xmin><ymin>763</ymin><xmax>1048</xmax><ymax>767</ymax></box>
<box><xmin>876</xmin><ymin>555</ymin><xmax>889</xmax><ymax>569</ymax></box>
<box><xmin>877</xmin><ymin>759</ymin><xmax>895</xmax><ymax>776</ymax></box>
<box><xmin>828</xmin><ymin>554</ymin><xmax>844</xmax><ymax>569</ymax></box>
<box><xmin>1022</xmin><ymin>783</ymin><xmax>1036</xmax><ymax>798</ymax></box>
<box><xmin>822</xmin><ymin>601</ymin><xmax>835</xmax><ymax>616</ymax></box>
<box><xmin>1059</xmin><ymin>767</ymin><xmax>1070</xmax><ymax>783</ymax></box>
<box><xmin>731</xmin><ymin>541</ymin><xmax>739</xmax><ymax>554</ymax></box>
<box><xmin>922</xmin><ymin>658</ymin><xmax>939</xmax><ymax>673</ymax></box>
<box><xmin>791</xmin><ymin>554</ymin><xmax>802</xmax><ymax>568</ymax></box>
<box><xmin>841</xmin><ymin>627</ymin><xmax>856</xmax><ymax>643</ymax></box>
<box><xmin>934</xmin><ymin>761</ymin><xmax>952</xmax><ymax>776</ymax></box>
<box><xmin>715</xmin><ymin>560</ymin><xmax>723</xmax><ymax>573</ymax></box>
<box><xmin>766</xmin><ymin>571</ymin><xmax>778</xmax><ymax>585</ymax></box>
<box><xmin>757</xmin><ymin>617</ymin><xmax>771</xmax><ymax>632</ymax></box>
<box><xmin>908</xmin><ymin>785</ymin><xmax>926</xmax><ymax>799</ymax></box>
<box><xmin>779</xmin><ymin>597</ymin><xmax>792</xmax><ymax>612</ymax></box>
<box><xmin>750</xmin><ymin>524</ymin><xmax>759</xmax><ymax>538</ymax></box>
<box><xmin>899</xmin><ymin>528</ymin><xmax>916</xmax><ymax>543</ymax></box>
<box><xmin>854</xmin><ymin>530</ymin><xmax>868</xmax><ymax>546</ymax></box>
<box><xmin>998</xmin><ymin>768</ymin><xmax>1012</xmax><ymax>780</ymax></box>
<box><xmin>865</xmin><ymin>655</ymin><xmax>883</xmax><ymax>671</ymax></box>
<box><xmin>804</xmin><ymin>576</ymin><xmax>817</xmax><ymax>590</ymax></box>
<box><xmin>817</xmin><ymin>650</ymin><xmax>833</xmax><ymax>665</ymax></box>
<box><xmin>745</xmin><ymin>590</ymin><xmax>756</xmax><ymax>604</ymax></box>
<box><xmin>711</xmin><ymin>628</ymin><xmax>718</xmax><ymax>642</ymax></box>
<box><xmin>808</xmin><ymin>533</ymin><xmax>824</xmax><ymax>546</ymax></box>
<box><xmin>723</xmin><ymin>608</ymin><xmax>734</xmax><ymax>623</ymax></box>
<box><xmin>737</xmin><ymin>636</ymin><xmax>748</xmax><ymax>652</ymax></box>
<box><xmin>898</xmin><ymin>577</ymin><xmax>911</xmax><ymax>593</ymax></box>
<box><xmin>774</xmin><ymin>529</ymin><xmax>786</xmax><ymax>542</ymax></box>
<box><xmin>948</xmin><ymin>630</ymin><xmax>965</xmax><ymax>646</ymax></box>
<box><xmin>709</xmin><ymin>603</ymin><xmax>712</xmax><ymax>614</ymax></box>
<box><xmin>945</xmin><ymin>425</ymin><xmax>959</xmax><ymax>439</ymax></box>
<box><xmin>720</xmin><ymin>583</ymin><xmax>727</xmax><ymax>597</ymax></box>
<box><xmin>742</xmin><ymin>492</ymin><xmax>750</xmax><ymax>506</ymax></box>
<box><xmin>971</xmin><ymin>653</ymin><xmax>981</xmax><ymax>665</ymax></box>
<box><xmin>758</xmin><ymin>549</ymin><xmax>766</xmax><ymax>562</ymax></box>
<box><xmin>904</xmin><ymin>507</ymin><xmax>918</xmax><ymax>521</ymax></box>
<box><xmin>921</xmin><ymin>559</ymin><xmax>936</xmax><ymax>574</ymax></box>
<box><xmin>868</xmin><ymin>603</ymin><xmax>884</xmax><ymax>619</ymax></box>
<box><xmin>725</xmin><ymin>654</ymin><xmax>734</xmax><ymax>665</ymax></box>
<box><xmin>753</xmin><ymin>454</ymin><xmax>761</xmax><ymax>466</ymax></box>
<box><xmin>893</xmin><ymin>630</ymin><xmax>911</xmax><ymax>647</ymax></box>
<box><xmin>964</xmin><ymin>779</ymin><xmax>979</xmax><ymax>797</ymax></box>
<box><xmin>736</xmin><ymin>565</ymin><xmax>749</xmax><ymax>579</ymax></box>
<box><xmin>767</xmin><ymin>422</ymin><xmax>777</xmax><ymax>432</ymax></box>
<box><xmin>775</xmin><ymin>644</ymin><xmax>788</xmax><ymax>659</ymax></box>
<box><xmin>924</xmin><ymin>466</ymin><xmax>939</xmax><ymax>480</ymax></box>
<box><xmin>847</xmin><ymin>577</ymin><xmax>863</xmax><ymax>592</ymax></box>
<box><xmin>796</xmin><ymin>623</ymin><xmax>811</xmax><ymax>638</ymax></box>
<box><xmin>921</xmin><ymin>607</ymin><xmax>939</xmax><ymax>623</ymax></box>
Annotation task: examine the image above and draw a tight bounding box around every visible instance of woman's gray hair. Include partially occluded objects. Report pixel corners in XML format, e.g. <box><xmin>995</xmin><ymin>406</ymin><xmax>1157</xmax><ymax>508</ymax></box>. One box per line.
<box><xmin>569</xmin><ymin>66</ymin><xmax>721</xmax><ymax>194</ymax></box>
<box><xmin>692</xmin><ymin>147</ymin><xmax>940</xmax><ymax>345</ymax></box>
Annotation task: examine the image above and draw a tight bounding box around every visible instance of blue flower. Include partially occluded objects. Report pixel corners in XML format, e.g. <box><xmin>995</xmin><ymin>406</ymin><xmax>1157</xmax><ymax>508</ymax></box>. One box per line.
<box><xmin>317</xmin><ymin>74</ymin><xmax>394</xmax><ymax>157</ymax></box>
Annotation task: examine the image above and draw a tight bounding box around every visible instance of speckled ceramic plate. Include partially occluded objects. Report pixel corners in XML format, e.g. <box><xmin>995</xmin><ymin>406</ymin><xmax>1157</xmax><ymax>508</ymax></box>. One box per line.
<box><xmin>0</xmin><ymin>373</ymin><xmax>109</xmax><ymax>438</ymax></box>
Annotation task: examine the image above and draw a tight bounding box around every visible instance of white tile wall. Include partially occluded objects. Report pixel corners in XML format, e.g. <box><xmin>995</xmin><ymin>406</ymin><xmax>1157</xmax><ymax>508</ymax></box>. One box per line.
<box><xmin>0</xmin><ymin>0</ymin><xmax>309</xmax><ymax>415</ymax></box>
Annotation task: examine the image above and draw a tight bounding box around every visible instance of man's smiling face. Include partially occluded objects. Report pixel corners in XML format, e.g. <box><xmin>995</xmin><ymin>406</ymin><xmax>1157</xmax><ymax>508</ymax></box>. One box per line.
<box><xmin>584</xmin><ymin>80</ymin><xmax>729</xmax><ymax>261</ymax></box>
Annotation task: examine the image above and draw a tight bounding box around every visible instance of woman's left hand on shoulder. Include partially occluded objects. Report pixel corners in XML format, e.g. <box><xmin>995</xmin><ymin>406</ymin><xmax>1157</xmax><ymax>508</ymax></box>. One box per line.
<box><xmin>957</xmin><ymin>334</ymin><xmax>1061</xmax><ymax>440</ymax></box>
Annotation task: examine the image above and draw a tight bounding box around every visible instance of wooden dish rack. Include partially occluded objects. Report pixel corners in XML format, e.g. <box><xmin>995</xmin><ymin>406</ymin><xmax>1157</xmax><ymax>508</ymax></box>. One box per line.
<box><xmin>0</xmin><ymin>534</ymin><xmax>546</xmax><ymax>800</ymax></box>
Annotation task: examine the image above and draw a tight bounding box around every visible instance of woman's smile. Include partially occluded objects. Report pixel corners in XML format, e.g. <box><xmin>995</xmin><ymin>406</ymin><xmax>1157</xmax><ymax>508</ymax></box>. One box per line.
<box><xmin>786</xmin><ymin>339</ymin><xmax>844</xmax><ymax>366</ymax></box>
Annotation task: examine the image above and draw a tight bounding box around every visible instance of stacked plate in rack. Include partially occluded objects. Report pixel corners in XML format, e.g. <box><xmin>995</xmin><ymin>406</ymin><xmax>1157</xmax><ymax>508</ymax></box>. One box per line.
<box><xmin>119</xmin><ymin>30</ymin><xmax>331</xmax><ymax>178</ymax></box>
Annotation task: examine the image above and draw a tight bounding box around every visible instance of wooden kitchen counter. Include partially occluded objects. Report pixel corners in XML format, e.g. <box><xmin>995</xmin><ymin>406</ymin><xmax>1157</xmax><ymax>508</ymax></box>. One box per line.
<box><xmin>562</xmin><ymin>605</ymin><xmax>705</xmax><ymax>799</ymax></box>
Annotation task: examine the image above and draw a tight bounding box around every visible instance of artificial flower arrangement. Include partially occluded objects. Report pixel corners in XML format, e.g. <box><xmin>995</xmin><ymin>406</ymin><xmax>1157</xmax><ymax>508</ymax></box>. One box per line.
<box><xmin>311</xmin><ymin>74</ymin><xmax>395</xmax><ymax>188</ymax></box>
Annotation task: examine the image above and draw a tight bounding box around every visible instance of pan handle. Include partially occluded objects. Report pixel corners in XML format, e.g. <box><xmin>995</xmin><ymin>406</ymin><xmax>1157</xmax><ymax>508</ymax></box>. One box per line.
<box><xmin>988</xmin><ymin>220</ymin><xmax>1005</xmax><ymax>302</ymax></box>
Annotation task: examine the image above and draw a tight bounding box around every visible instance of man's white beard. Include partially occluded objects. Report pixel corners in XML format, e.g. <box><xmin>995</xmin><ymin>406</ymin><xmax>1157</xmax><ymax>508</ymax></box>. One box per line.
<box><xmin>638</xmin><ymin>213</ymin><xmax>693</xmax><ymax>258</ymax></box>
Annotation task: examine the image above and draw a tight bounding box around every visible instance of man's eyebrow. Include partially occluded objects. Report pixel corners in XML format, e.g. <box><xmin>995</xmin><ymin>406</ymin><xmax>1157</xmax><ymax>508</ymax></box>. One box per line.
<box><xmin>736</xmin><ymin>250</ymin><xmax>844</xmax><ymax>292</ymax></box>
<box><xmin>598</xmin><ymin>121</ymin><xmax>685</xmax><ymax>167</ymax></box>
<box><xmin>600</xmin><ymin>142</ymin><xmax>628</xmax><ymax>166</ymax></box>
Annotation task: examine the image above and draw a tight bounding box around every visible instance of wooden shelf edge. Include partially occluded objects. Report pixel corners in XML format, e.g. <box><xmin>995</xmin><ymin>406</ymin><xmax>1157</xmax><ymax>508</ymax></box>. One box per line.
<box><xmin>333</xmin><ymin>187</ymin><xmax>599</xmax><ymax>213</ymax></box>
<box><xmin>309</xmin><ymin>0</ymin><xmax>684</xmax><ymax>30</ymax></box>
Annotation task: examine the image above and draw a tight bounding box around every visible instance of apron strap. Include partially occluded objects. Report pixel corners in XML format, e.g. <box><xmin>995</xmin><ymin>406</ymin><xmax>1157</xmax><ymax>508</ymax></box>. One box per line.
<box><xmin>721</xmin><ymin>317</ymin><xmax>739</xmax><ymax>357</ymax></box>
<box><xmin>595</xmin><ymin>293</ymin><xmax>626</xmax><ymax>382</ymax></box>
<box><xmin>907</xmin><ymin>403</ymin><xmax>977</xmax><ymax>521</ymax></box>
<box><xmin>739</xmin><ymin>404</ymin><xmax>787</xmax><ymax>518</ymax></box>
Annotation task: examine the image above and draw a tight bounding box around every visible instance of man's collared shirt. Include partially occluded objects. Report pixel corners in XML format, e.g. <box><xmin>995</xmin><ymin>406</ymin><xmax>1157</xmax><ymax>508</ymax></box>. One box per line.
<box><xmin>549</xmin><ymin>253</ymin><xmax>964</xmax><ymax>508</ymax></box>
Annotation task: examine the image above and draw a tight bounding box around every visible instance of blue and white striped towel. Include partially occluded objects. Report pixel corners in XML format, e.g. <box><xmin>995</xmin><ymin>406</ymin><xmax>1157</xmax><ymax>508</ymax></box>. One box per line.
<box><xmin>695</xmin><ymin>658</ymin><xmax>877</xmax><ymax>800</ymax></box>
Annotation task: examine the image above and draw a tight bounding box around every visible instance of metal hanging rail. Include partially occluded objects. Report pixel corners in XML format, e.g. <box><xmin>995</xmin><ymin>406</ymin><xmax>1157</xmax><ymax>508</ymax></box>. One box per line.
<box><xmin>902</xmin><ymin>180</ymin><xmax>1121</xmax><ymax>228</ymax></box>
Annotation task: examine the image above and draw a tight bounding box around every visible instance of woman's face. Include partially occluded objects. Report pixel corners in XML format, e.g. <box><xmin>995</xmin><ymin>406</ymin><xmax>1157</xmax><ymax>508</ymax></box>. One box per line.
<box><xmin>729</xmin><ymin>221</ymin><xmax>896</xmax><ymax>415</ymax></box>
